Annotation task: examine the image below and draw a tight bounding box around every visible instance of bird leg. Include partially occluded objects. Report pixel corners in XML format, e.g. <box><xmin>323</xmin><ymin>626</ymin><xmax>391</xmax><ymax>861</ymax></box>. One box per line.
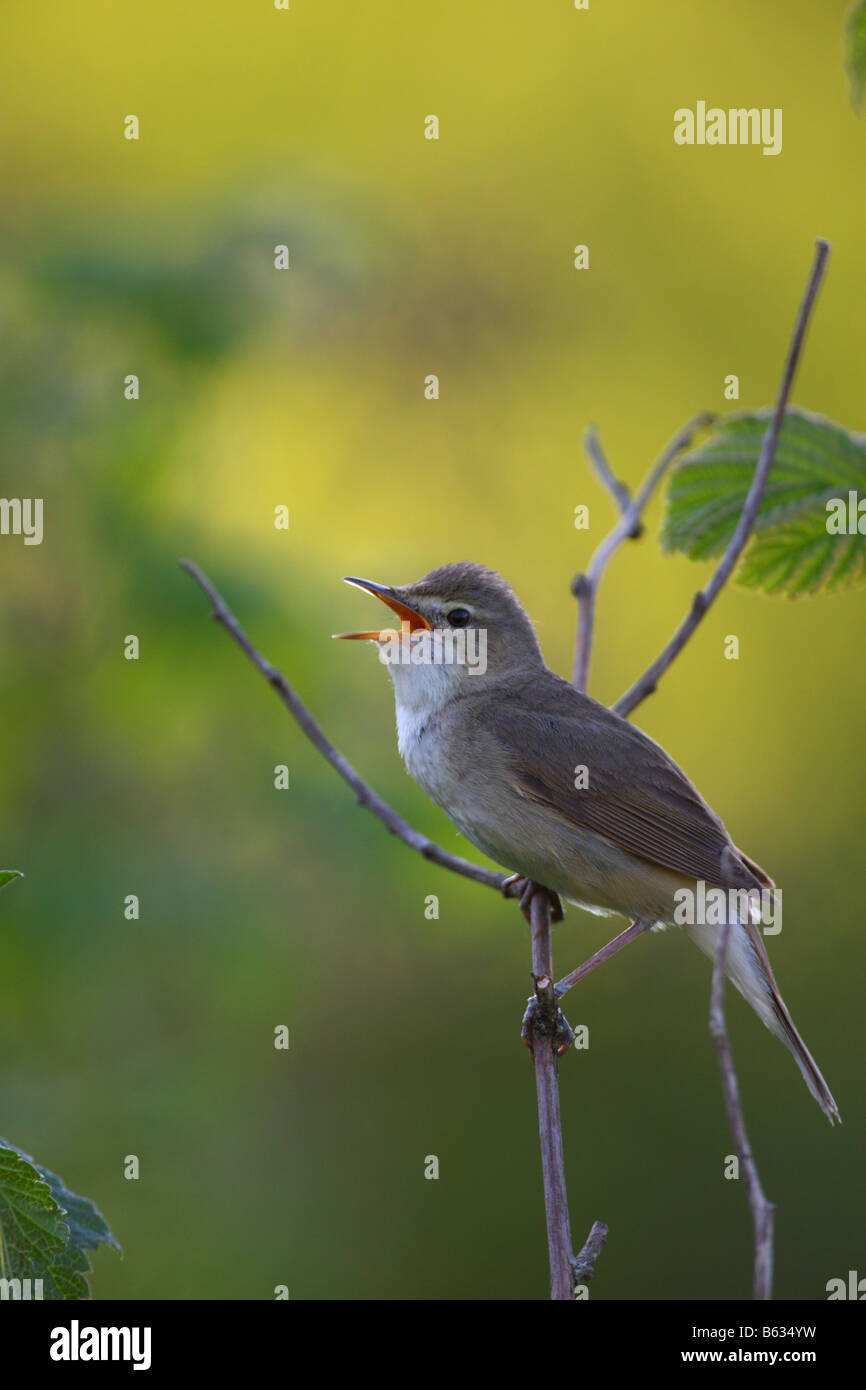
<box><xmin>553</xmin><ymin>918</ymin><xmax>654</xmax><ymax>1001</ymax></box>
<box><xmin>520</xmin><ymin>914</ymin><xmax>654</xmax><ymax>1055</ymax></box>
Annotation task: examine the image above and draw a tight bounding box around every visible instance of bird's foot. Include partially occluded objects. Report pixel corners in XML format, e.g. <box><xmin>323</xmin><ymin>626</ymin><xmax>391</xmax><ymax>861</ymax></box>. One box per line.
<box><xmin>502</xmin><ymin>875</ymin><xmax>564</xmax><ymax>924</ymax></box>
<box><xmin>522</xmin><ymin>983</ymin><xmax>574</xmax><ymax>1057</ymax></box>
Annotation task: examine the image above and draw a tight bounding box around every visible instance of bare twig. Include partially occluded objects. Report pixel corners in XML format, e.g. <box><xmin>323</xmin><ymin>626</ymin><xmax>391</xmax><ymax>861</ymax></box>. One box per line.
<box><xmin>709</xmin><ymin>918</ymin><xmax>775</xmax><ymax>1300</ymax></box>
<box><xmin>572</xmin><ymin>1219</ymin><xmax>609</xmax><ymax>1291</ymax></box>
<box><xmin>179</xmin><ymin>558</ymin><xmax>506</xmax><ymax>893</ymax></box>
<box><xmin>522</xmin><ymin>887</ymin><xmax>580</xmax><ymax>1299</ymax></box>
<box><xmin>613</xmin><ymin>238</ymin><xmax>831</xmax><ymax>719</ymax></box>
<box><xmin>584</xmin><ymin>424</ymin><xmax>633</xmax><ymax>516</ymax></box>
<box><xmin>572</xmin><ymin>413</ymin><xmax>715</xmax><ymax>689</ymax></box>
<box><xmin>519</xmin><ymin>886</ymin><xmax>609</xmax><ymax>1297</ymax></box>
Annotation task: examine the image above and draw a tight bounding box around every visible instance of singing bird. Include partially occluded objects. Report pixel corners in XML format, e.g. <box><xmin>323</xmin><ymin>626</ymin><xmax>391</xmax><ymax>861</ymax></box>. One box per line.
<box><xmin>335</xmin><ymin>562</ymin><xmax>839</xmax><ymax>1123</ymax></box>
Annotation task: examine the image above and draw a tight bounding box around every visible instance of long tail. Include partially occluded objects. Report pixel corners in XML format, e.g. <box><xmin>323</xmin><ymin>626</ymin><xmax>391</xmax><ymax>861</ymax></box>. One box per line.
<box><xmin>684</xmin><ymin>915</ymin><xmax>840</xmax><ymax>1125</ymax></box>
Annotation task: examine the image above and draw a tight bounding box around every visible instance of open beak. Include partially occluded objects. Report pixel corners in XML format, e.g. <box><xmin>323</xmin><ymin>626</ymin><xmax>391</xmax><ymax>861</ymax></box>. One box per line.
<box><xmin>333</xmin><ymin>577</ymin><xmax>432</xmax><ymax>641</ymax></box>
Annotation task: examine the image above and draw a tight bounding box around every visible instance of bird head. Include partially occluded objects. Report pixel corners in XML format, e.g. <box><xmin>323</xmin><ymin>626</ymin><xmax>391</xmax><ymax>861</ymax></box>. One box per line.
<box><xmin>334</xmin><ymin>562</ymin><xmax>544</xmax><ymax>691</ymax></box>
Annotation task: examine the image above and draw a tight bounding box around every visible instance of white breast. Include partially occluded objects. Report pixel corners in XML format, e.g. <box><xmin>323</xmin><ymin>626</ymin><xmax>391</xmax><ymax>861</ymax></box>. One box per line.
<box><xmin>388</xmin><ymin>660</ymin><xmax>462</xmax><ymax>799</ymax></box>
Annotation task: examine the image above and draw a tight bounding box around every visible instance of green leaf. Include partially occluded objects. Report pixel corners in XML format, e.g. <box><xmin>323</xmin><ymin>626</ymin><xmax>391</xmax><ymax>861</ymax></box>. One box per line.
<box><xmin>740</xmin><ymin>512</ymin><xmax>866</xmax><ymax>596</ymax></box>
<box><xmin>33</xmin><ymin>1157</ymin><xmax>121</xmax><ymax>1257</ymax></box>
<box><xmin>847</xmin><ymin>0</ymin><xmax>866</xmax><ymax>111</ymax></box>
<box><xmin>0</xmin><ymin>1139</ymin><xmax>120</xmax><ymax>1299</ymax></box>
<box><xmin>0</xmin><ymin>1144</ymin><xmax>72</xmax><ymax>1296</ymax></box>
<box><xmin>0</xmin><ymin>870</ymin><xmax>23</xmax><ymax>891</ymax></box>
<box><xmin>661</xmin><ymin>408</ymin><xmax>866</xmax><ymax>596</ymax></box>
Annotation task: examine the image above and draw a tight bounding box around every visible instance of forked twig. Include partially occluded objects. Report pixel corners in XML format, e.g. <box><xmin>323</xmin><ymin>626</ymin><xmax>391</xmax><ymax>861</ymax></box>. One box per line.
<box><xmin>573</xmin><ymin>413</ymin><xmax>715</xmax><ymax>690</ymax></box>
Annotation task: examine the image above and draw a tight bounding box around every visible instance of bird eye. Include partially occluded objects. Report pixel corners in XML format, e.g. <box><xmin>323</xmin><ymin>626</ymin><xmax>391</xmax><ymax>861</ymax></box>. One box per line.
<box><xmin>446</xmin><ymin>607</ymin><xmax>471</xmax><ymax>628</ymax></box>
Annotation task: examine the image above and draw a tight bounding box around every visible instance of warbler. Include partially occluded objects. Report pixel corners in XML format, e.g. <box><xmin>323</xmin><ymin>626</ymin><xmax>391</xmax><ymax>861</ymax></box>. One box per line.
<box><xmin>336</xmin><ymin>562</ymin><xmax>839</xmax><ymax>1123</ymax></box>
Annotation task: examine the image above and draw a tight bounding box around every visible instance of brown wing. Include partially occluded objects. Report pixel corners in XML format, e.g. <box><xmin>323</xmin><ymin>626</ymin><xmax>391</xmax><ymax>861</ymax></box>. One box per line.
<box><xmin>488</xmin><ymin>673</ymin><xmax>759</xmax><ymax>889</ymax></box>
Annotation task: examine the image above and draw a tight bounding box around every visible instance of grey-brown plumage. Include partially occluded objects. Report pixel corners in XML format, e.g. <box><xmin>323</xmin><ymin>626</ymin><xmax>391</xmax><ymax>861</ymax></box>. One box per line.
<box><xmin>337</xmin><ymin>562</ymin><xmax>839</xmax><ymax>1123</ymax></box>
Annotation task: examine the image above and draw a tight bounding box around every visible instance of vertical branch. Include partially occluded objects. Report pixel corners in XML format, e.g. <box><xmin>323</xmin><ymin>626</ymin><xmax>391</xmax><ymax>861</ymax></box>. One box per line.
<box><xmin>709</xmin><ymin>918</ymin><xmax>775</xmax><ymax>1300</ymax></box>
<box><xmin>527</xmin><ymin>889</ymin><xmax>575</xmax><ymax>1300</ymax></box>
<box><xmin>522</xmin><ymin>886</ymin><xmax>608</xmax><ymax>1299</ymax></box>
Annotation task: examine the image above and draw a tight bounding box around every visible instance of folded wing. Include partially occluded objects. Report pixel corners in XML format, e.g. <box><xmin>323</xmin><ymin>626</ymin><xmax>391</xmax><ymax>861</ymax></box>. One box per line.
<box><xmin>491</xmin><ymin>675</ymin><xmax>763</xmax><ymax>890</ymax></box>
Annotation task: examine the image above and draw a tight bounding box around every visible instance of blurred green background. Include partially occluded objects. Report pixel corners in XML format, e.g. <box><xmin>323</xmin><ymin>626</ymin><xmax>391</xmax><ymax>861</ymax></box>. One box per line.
<box><xmin>1</xmin><ymin>0</ymin><xmax>864</xmax><ymax>1299</ymax></box>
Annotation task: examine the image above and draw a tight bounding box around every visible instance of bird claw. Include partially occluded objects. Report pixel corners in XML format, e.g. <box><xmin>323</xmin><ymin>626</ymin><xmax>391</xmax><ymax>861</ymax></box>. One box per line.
<box><xmin>502</xmin><ymin>875</ymin><xmax>564</xmax><ymax>924</ymax></box>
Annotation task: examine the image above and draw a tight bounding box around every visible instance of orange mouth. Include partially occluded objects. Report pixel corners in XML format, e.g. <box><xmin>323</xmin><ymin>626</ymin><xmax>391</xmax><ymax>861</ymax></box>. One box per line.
<box><xmin>333</xmin><ymin>577</ymin><xmax>431</xmax><ymax>641</ymax></box>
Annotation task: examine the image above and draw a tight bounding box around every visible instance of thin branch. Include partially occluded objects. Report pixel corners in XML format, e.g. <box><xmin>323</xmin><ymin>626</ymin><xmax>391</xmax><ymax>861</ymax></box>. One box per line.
<box><xmin>709</xmin><ymin>917</ymin><xmax>775</xmax><ymax>1300</ymax></box>
<box><xmin>584</xmin><ymin>424</ymin><xmax>633</xmax><ymax>516</ymax></box>
<box><xmin>179</xmin><ymin>558</ymin><xmax>506</xmax><ymax>894</ymax></box>
<box><xmin>519</xmin><ymin>887</ymin><xmax>610</xmax><ymax>1297</ymax></box>
<box><xmin>613</xmin><ymin>238</ymin><xmax>831</xmax><ymax>718</ymax></box>
<box><xmin>572</xmin><ymin>413</ymin><xmax>715</xmax><ymax>689</ymax></box>
<box><xmin>523</xmin><ymin>888</ymin><xmax>579</xmax><ymax>1300</ymax></box>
